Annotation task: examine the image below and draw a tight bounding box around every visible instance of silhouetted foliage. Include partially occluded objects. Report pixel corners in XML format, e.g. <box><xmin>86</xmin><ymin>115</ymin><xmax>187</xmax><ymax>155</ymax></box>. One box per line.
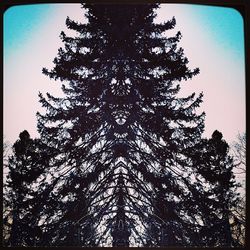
<box><xmin>186</xmin><ymin>130</ymin><xmax>240</xmax><ymax>247</ymax></box>
<box><xmin>3</xmin><ymin>4</ymin><xmax>241</xmax><ymax>247</ymax></box>
<box><xmin>3</xmin><ymin>131</ymin><xmax>50</xmax><ymax>246</ymax></box>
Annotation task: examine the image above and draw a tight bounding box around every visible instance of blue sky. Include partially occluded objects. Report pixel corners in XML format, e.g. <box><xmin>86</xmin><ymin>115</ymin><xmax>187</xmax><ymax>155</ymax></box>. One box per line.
<box><xmin>4</xmin><ymin>4</ymin><xmax>54</xmax><ymax>59</ymax></box>
<box><xmin>188</xmin><ymin>5</ymin><xmax>244</xmax><ymax>60</ymax></box>
<box><xmin>4</xmin><ymin>4</ymin><xmax>244</xmax><ymax>61</ymax></box>
<box><xmin>3</xmin><ymin>3</ymin><xmax>245</xmax><ymax>145</ymax></box>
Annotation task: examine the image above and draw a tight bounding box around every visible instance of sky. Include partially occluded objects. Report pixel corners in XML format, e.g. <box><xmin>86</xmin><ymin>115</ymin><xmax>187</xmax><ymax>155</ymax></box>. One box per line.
<box><xmin>3</xmin><ymin>3</ymin><xmax>245</xmax><ymax>147</ymax></box>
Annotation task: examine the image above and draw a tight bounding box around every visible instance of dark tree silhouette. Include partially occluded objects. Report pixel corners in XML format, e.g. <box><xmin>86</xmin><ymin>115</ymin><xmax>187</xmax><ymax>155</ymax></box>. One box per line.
<box><xmin>38</xmin><ymin>4</ymin><xmax>205</xmax><ymax>246</ymax></box>
<box><xmin>4</xmin><ymin>131</ymin><xmax>49</xmax><ymax>246</ymax></box>
<box><xmin>186</xmin><ymin>130</ymin><xmax>240</xmax><ymax>247</ymax></box>
<box><xmin>3</xmin><ymin>4</ymin><xmax>240</xmax><ymax>247</ymax></box>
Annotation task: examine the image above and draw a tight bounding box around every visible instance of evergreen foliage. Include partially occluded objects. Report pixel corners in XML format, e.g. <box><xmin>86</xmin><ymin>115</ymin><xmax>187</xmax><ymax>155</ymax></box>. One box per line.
<box><xmin>3</xmin><ymin>4</ymin><xmax>241</xmax><ymax>247</ymax></box>
<box><xmin>186</xmin><ymin>130</ymin><xmax>240</xmax><ymax>247</ymax></box>
<box><xmin>4</xmin><ymin>131</ymin><xmax>49</xmax><ymax>246</ymax></box>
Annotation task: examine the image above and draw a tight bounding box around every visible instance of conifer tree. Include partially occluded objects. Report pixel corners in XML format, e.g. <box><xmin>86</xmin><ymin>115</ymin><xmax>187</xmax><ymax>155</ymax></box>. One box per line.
<box><xmin>185</xmin><ymin>130</ymin><xmax>240</xmax><ymax>247</ymax></box>
<box><xmin>4</xmin><ymin>131</ymin><xmax>49</xmax><ymax>246</ymax></box>
<box><xmin>4</xmin><ymin>4</ymin><xmax>240</xmax><ymax>247</ymax></box>
<box><xmin>37</xmin><ymin>3</ymin><xmax>206</xmax><ymax>246</ymax></box>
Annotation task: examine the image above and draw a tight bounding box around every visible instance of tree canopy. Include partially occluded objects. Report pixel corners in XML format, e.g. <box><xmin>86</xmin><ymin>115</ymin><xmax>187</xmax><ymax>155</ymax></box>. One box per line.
<box><xmin>3</xmin><ymin>4</ymin><xmax>241</xmax><ymax>247</ymax></box>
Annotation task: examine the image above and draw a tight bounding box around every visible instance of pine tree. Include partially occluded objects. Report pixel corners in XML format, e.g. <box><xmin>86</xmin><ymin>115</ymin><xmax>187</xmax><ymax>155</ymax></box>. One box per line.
<box><xmin>185</xmin><ymin>130</ymin><xmax>240</xmax><ymax>247</ymax></box>
<box><xmin>4</xmin><ymin>131</ymin><xmax>49</xmax><ymax>246</ymax></box>
<box><xmin>37</xmin><ymin>3</ymin><xmax>206</xmax><ymax>246</ymax></box>
<box><xmin>4</xmin><ymin>4</ymin><xmax>240</xmax><ymax>247</ymax></box>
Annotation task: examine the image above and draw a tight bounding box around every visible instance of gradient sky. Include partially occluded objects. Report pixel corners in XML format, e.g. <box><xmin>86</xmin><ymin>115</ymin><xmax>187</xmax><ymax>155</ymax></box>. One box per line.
<box><xmin>3</xmin><ymin>3</ymin><xmax>245</xmax><ymax>146</ymax></box>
